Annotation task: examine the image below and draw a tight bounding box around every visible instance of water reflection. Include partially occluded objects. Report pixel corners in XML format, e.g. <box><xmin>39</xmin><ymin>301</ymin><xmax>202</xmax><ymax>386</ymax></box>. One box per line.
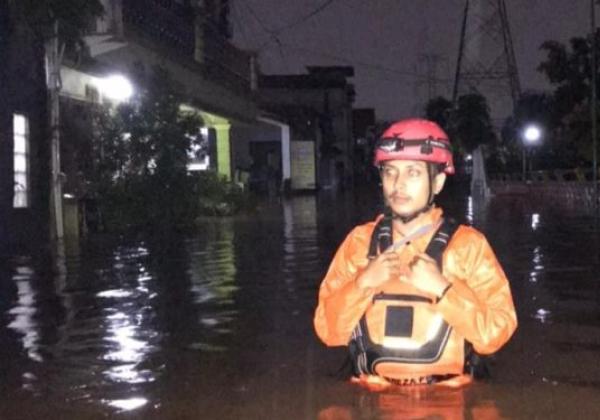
<box><xmin>97</xmin><ymin>245</ymin><xmax>159</xmax><ymax>395</ymax></box>
<box><xmin>282</xmin><ymin>196</ymin><xmax>319</xmax><ymax>298</ymax></box>
<box><xmin>317</xmin><ymin>386</ymin><xmax>502</xmax><ymax>420</ymax></box>
<box><xmin>7</xmin><ymin>264</ymin><xmax>42</xmax><ymax>363</ymax></box>
<box><xmin>466</xmin><ymin>195</ymin><xmax>474</xmax><ymax>225</ymax></box>
<box><xmin>534</xmin><ymin>308</ymin><xmax>551</xmax><ymax>323</ymax></box>
<box><xmin>186</xmin><ymin>221</ymin><xmax>239</xmax><ymax>350</ymax></box>
<box><xmin>104</xmin><ymin>396</ymin><xmax>148</xmax><ymax>412</ymax></box>
<box><xmin>1</xmin><ymin>192</ymin><xmax>600</xmax><ymax>418</ymax></box>
<box><xmin>464</xmin><ymin>194</ymin><xmax>490</xmax><ymax>227</ymax></box>
<box><xmin>531</xmin><ymin>213</ymin><xmax>540</xmax><ymax>230</ymax></box>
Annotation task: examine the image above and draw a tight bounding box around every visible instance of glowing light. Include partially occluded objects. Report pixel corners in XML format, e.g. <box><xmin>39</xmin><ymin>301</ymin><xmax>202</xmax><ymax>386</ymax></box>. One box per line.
<box><xmin>98</xmin><ymin>74</ymin><xmax>133</xmax><ymax>101</ymax></box>
<box><xmin>523</xmin><ymin>125</ymin><xmax>541</xmax><ymax>144</ymax></box>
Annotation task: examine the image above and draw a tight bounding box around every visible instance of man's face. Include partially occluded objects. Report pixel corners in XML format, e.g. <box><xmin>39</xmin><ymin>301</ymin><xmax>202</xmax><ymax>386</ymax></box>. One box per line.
<box><xmin>380</xmin><ymin>160</ymin><xmax>446</xmax><ymax>219</ymax></box>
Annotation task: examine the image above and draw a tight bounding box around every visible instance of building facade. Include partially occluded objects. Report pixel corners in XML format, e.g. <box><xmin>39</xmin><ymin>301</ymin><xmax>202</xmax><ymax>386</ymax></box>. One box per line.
<box><xmin>1</xmin><ymin>0</ymin><xmax>262</xmax><ymax>250</ymax></box>
<box><xmin>0</xmin><ymin>1</ymin><xmax>50</xmax><ymax>253</ymax></box>
<box><xmin>259</xmin><ymin>66</ymin><xmax>356</xmax><ymax>190</ymax></box>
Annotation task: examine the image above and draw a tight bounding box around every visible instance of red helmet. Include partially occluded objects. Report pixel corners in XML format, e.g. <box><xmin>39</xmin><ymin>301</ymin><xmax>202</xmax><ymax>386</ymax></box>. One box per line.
<box><xmin>374</xmin><ymin>119</ymin><xmax>455</xmax><ymax>174</ymax></box>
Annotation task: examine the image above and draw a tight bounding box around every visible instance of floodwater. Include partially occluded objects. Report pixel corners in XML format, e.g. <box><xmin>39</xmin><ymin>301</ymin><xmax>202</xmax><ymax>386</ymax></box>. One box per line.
<box><xmin>1</xmin><ymin>187</ymin><xmax>600</xmax><ymax>419</ymax></box>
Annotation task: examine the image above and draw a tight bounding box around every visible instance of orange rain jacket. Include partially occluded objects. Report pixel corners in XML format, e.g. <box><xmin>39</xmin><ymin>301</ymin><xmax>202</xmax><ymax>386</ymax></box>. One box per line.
<box><xmin>314</xmin><ymin>207</ymin><xmax>517</xmax><ymax>381</ymax></box>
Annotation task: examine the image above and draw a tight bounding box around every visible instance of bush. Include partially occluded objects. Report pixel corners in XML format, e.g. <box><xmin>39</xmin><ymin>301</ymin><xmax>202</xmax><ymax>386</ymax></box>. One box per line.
<box><xmin>194</xmin><ymin>171</ymin><xmax>254</xmax><ymax>217</ymax></box>
<box><xmin>92</xmin><ymin>171</ymin><xmax>255</xmax><ymax>232</ymax></box>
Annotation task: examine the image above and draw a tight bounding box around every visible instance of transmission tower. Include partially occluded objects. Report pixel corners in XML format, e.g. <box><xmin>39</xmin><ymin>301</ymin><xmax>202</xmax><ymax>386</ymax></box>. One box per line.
<box><xmin>452</xmin><ymin>0</ymin><xmax>521</xmax><ymax>125</ymax></box>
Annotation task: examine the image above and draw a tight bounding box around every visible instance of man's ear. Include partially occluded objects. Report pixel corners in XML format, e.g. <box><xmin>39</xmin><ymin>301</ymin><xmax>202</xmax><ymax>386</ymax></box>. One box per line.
<box><xmin>433</xmin><ymin>172</ymin><xmax>447</xmax><ymax>195</ymax></box>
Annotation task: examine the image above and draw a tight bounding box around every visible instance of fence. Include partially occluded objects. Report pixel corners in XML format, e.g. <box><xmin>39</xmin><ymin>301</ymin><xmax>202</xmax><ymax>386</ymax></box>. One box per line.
<box><xmin>489</xmin><ymin>168</ymin><xmax>599</xmax><ymax>206</ymax></box>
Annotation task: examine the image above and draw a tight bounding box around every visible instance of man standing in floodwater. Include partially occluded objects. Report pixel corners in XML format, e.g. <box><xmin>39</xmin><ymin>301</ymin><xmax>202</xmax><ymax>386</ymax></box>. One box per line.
<box><xmin>314</xmin><ymin>118</ymin><xmax>517</xmax><ymax>388</ymax></box>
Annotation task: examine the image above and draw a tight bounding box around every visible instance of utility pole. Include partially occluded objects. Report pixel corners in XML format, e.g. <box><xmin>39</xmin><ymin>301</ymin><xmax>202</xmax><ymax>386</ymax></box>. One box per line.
<box><xmin>47</xmin><ymin>20</ymin><xmax>64</xmax><ymax>241</ymax></box>
<box><xmin>0</xmin><ymin>0</ymin><xmax>10</xmax><ymax>253</ymax></box>
<box><xmin>592</xmin><ymin>0</ymin><xmax>598</xmax><ymax>212</ymax></box>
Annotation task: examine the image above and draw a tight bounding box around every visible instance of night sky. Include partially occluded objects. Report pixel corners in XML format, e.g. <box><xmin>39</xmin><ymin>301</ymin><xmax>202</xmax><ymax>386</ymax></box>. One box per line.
<box><xmin>231</xmin><ymin>0</ymin><xmax>592</xmax><ymax>121</ymax></box>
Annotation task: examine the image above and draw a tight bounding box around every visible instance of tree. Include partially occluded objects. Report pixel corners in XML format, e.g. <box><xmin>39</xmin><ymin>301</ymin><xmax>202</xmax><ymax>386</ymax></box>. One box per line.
<box><xmin>538</xmin><ymin>30</ymin><xmax>600</xmax><ymax>166</ymax></box>
<box><xmin>501</xmin><ymin>91</ymin><xmax>560</xmax><ymax>171</ymax></box>
<box><xmin>423</xmin><ymin>93</ymin><xmax>497</xmax><ymax>174</ymax></box>
<box><xmin>452</xmin><ymin>93</ymin><xmax>496</xmax><ymax>154</ymax></box>
<box><xmin>424</xmin><ymin>96</ymin><xmax>453</xmax><ymax>132</ymax></box>
<box><xmin>87</xmin><ymin>65</ymin><xmax>205</xmax><ymax>230</ymax></box>
<box><xmin>16</xmin><ymin>0</ymin><xmax>104</xmax><ymax>47</ymax></box>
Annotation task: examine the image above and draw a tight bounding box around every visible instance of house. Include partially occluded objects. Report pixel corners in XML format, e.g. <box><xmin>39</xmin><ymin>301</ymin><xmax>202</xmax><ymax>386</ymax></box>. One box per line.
<box><xmin>0</xmin><ymin>2</ymin><xmax>51</xmax><ymax>253</ymax></box>
<box><xmin>258</xmin><ymin>66</ymin><xmax>356</xmax><ymax>190</ymax></box>
<box><xmin>1</xmin><ymin>0</ymin><xmax>263</xmax><ymax>249</ymax></box>
<box><xmin>57</xmin><ymin>0</ymin><xmax>261</xmax><ymax>237</ymax></box>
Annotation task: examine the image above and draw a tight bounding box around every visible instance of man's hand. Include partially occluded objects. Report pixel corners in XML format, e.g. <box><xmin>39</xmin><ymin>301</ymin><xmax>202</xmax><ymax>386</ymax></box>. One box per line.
<box><xmin>357</xmin><ymin>251</ymin><xmax>402</xmax><ymax>290</ymax></box>
<box><xmin>404</xmin><ymin>253</ymin><xmax>449</xmax><ymax>297</ymax></box>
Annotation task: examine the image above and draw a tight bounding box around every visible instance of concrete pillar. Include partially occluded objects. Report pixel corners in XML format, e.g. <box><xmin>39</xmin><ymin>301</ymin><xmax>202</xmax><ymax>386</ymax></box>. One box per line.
<box><xmin>63</xmin><ymin>197</ymin><xmax>79</xmax><ymax>240</ymax></box>
<box><xmin>281</xmin><ymin>124</ymin><xmax>291</xmax><ymax>182</ymax></box>
<box><xmin>214</xmin><ymin>123</ymin><xmax>231</xmax><ymax>180</ymax></box>
<box><xmin>471</xmin><ymin>146</ymin><xmax>491</xmax><ymax>199</ymax></box>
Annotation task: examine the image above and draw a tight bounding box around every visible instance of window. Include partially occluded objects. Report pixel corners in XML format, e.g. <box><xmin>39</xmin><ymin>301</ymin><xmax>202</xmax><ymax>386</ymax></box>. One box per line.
<box><xmin>187</xmin><ymin>127</ymin><xmax>211</xmax><ymax>171</ymax></box>
<box><xmin>85</xmin><ymin>84</ymin><xmax>100</xmax><ymax>103</ymax></box>
<box><xmin>13</xmin><ymin>114</ymin><xmax>30</xmax><ymax>208</ymax></box>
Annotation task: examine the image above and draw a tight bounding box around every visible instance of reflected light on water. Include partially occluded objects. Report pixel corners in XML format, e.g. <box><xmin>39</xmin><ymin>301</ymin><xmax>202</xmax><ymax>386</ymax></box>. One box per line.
<box><xmin>105</xmin><ymin>397</ymin><xmax>148</xmax><ymax>411</ymax></box>
<box><xmin>102</xmin><ymin>306</ymin><xmax>156</xmax><ymax>384</ymax></box>
<box><xmin>100</xmin><ymin>245</ymin><xmax>157</xmax><ymax>386</ymax></box>
<box><xmin>97</xmin><ymin>289</ymin><xmax>134</xmax><ymax>299</ymax></box>
<box><xmin>534</xmin><ymin>308</ymin><xmax>551</xmax><ymax>323</ymax></box>
<box><xmin>529</xmin><ymin>246</ymin><xmax>544</xmax><ymax>283</ymax></box>
<box><xmin>8</xmin><ymin>266</ymin><xmax>43</xmax><ymax>362</ymax></box>
<box><xmin>466</xmin><ymin>196</ymin><xmax>474</xmax><ymax>224</ymax></box>
<box><xmin>532</xmin><ymin>246</ymin><xmax>544</xmax><ymax>270</ymax></box>
<box><xmin>104</xmin><ymin>320</ymin><xmax>149</xmax><ymax>363</ymax></box>
<box><xmin>189</xmin><ymin>226</ymin><xmax>238</xmax><ymax>304</ymax></box>
<box><xmin>186</xmin><ymin>225</ymin><xmax>239</xmax><ymax>352</ymax></box>
<box><xmin>531</xmin><ymin>213</ymin><xmax>540</xmax><ymax>230</ymax></box>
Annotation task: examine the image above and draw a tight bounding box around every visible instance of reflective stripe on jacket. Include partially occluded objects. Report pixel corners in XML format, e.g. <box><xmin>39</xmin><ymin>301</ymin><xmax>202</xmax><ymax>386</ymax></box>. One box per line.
<box><xmin>313</xmin><ymin>207</ymin><xmax>517</xmax><ymax>378</ymax></box>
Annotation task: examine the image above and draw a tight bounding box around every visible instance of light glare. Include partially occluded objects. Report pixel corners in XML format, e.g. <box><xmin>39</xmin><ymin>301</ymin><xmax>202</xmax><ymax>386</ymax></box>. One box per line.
<box><xmin>523</xmin><ymin>125</ymin><xmax>541</xmax><ymax>143</ymax></box>
<box><xmin>100</xmin><ymin>75</ymin><xmax>133</xmax><ymax>101</ymax></box>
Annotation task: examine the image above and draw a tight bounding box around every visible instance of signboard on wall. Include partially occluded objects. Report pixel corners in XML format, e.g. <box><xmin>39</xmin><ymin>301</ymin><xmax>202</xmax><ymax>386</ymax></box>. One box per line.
<box><xmin>290</xmin><ymin>141</ymin><xmax>316</xmax><ymax>190</ymax></box>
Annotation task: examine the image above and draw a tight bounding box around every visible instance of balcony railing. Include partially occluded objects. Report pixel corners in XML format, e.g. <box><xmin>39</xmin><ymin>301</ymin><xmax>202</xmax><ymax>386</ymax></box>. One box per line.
<box><xmin>122</xmin><ymin>0</ymin><xmax>196</xmax><ymax>57</ymax></box>
<box><xmin>201</xmin><ymin>26</ymin><xmax>252</xmax><ymax>93</ymax></box>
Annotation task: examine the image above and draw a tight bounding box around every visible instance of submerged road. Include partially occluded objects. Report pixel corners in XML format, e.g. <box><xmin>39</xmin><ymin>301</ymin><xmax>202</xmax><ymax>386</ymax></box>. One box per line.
<box><xmin>1</xmin><ymin>189</ymin><xmax>599</xmax><ymax>419</ymax></box>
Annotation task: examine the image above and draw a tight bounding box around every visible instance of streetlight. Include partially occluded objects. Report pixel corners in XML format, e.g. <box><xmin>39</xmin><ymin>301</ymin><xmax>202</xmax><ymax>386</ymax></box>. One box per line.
<box><xmin>522</xmin><ymin>123</ymin><xmax>542</xmax><ymax>180</ymax></box>
<box><xmin>97</xmin><ymin>74</ymin><xmax>134</xmax><ymax>102</ymax></box>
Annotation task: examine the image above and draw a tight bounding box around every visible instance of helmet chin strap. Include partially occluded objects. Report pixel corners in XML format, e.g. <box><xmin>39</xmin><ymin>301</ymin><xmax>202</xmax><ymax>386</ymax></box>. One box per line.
<box><xmin>386</xmin><ymin>164</ymin><xmax>437</xmax><ymax>224</ymax></box>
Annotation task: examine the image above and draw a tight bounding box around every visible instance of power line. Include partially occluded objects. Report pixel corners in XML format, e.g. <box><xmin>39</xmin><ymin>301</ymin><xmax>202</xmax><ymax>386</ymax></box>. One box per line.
<box><xmin>231</xmin><ymin>1</ymin><xmax>251</xmax><ymax>47</ymax></box>
<box><xmin>273</xmin><ymin>0</ymin><xmax>337</xmax><ymax>35</ymax></box>
<box><xmin>236</xmin><ymin>2</ymin><xmax>426</xmax><ymax>86</ymax></box>
<box><xmin>253</xmin><ymin>0</ymin><xmax>339</xmax><ymax>50</ymax></box>
<box><xmin>240</xmin><ymin>2</ymin><xmax>291</xmax><ymax>71</ymax></box>
<box><xmin>237</xmin><ymin>0</ymin><xmax>421</xmax><ymax>80</ymax></box>
<box><xmin>241</xmin><ymin>1</ymin><xmax>277</xmax><ymax>37</ymax></box>
<box><xmin>280</xmin><ymin>42</ymin><xmax>420</xmax><ymax>79</ymax></box>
